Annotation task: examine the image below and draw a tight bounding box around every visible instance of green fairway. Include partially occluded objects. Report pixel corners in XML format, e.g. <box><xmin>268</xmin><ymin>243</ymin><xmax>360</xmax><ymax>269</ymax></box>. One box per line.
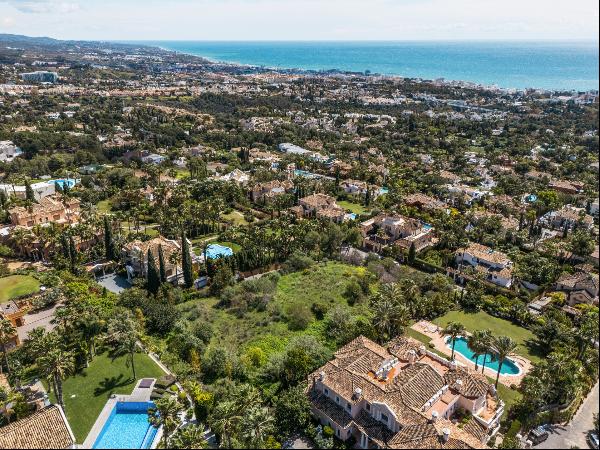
<box><xmin>0</xmin><ymin>275</ymin><xmax>40</xmax><ymax>302</ymax></box>
<box><xmin>433</xmin><ymin>310</ymin><xmax>541</xmax><ymax>363</ymax></box>
<box><xmin>48</xmin><ymin>352</ymin><xmax>166</xmax><ymax>443</ymax></box>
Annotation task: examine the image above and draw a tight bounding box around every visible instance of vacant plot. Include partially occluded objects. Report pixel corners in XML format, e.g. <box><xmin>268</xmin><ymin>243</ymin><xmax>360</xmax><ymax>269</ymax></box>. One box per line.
<box><xmin>0</xmin><ymin>275</ymin><xmax>41</xmax><ymax>302</ymax></box>
<box><xmin>48</xmin><ymin>352</ymin><xmax>166</xmax><ymax>443</ymax></box>
<box><xmin>178</xmin><ymin>262</ymin><xmax>370</xmax><ymax>357</ymax></box>
<box><xmin>433</xmin><ymin>310</ymin><xmax>541</xmax><ymax>363</ymax></box>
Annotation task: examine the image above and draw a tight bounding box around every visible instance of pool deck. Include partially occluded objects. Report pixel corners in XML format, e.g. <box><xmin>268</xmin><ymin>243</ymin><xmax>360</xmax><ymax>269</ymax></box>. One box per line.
<box><xmin>411</xmin><ymin>321</ymin><xmax>531</xmax><ymax>386</ymax></box>
<box><xmin>81</xmin><ymin>378</ymin><xmax>157</xmax><ymax>449</ymax></box>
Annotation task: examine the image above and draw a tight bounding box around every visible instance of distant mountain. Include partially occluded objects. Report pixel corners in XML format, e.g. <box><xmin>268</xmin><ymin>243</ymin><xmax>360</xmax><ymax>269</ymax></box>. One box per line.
<box><xmin>0</xmin><ymin>34</ymin><xmax>61</xmax><ymax>46</ymax></box>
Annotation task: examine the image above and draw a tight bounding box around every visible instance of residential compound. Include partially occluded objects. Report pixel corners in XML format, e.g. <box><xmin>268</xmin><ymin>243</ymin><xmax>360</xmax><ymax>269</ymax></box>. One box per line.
<box><xmin>0</xmin><ymin>140</ymin><xmax>23</xmax><ymax>162</ymax></box>
<box><xmin>290</xmin><ymin>193</ymin><xmax>347</xmax><ymax>223</ymax></box>
<box><xmin>540</xmin><ymin>205</ymin><xmax>594</xmax><ymax>232</ymax></box>
<box><xmin>250</xmin><ymin>179</ymin><xmax>294</xmax><ymax>203</ymax></box>
<box><xmin>455</xmin><ymin>243</ymin><xmax>513</xmax><ymax>288</ymax></box>
<box><xmin>307</xmin><ymin>336</ymin><xmax>503</xmax><ymax>449</ymax></box>
<box><xmin>8</xmin><ymin>196</ymin><xmax>81</xmax><ymax>228</ymax></box>
<box><xmin>122</xmin><ymin>236</ymin><xmax>189</xmax><ymax>283</ymax></box>
<box><xmin>360</xmin><ymin>214</ymin><xmax>436</xmax><ymax>254</ymax></box>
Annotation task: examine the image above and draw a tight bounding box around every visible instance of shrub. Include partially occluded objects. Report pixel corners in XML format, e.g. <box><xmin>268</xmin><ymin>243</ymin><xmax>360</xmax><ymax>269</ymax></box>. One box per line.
<box><xmin>286</xmin><ymin>303</ymin><xmax>312</xmax><ymax>331</ymax></box>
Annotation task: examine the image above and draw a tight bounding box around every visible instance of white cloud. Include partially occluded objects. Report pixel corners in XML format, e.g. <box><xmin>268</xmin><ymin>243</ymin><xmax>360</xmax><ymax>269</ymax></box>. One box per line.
<box><xmin>3</xmin><ymin>0</ymin><xmax>79</xmax><ymax>14</ymax></box>
<box><xmin>0</xmin><ymin>0</ymin><xmax>597</xmax><ymax>40</ymax></box>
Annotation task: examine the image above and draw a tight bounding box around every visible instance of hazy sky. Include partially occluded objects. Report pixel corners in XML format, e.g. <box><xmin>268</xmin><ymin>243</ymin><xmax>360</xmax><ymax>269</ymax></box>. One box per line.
<box><xmin>1</xmin><ymin>0</ymin><xmax>599</xmax><ymax>41</ymax></box>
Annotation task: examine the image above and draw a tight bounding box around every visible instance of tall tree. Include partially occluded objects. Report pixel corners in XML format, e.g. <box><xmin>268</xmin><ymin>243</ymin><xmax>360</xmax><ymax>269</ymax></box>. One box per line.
<box><xmin>25</xmin><ymin>180</ymin><xmax>35</xmax><ymax>202</ymax></box>
<box><xmin>442</xmin><ymin>322</ymin><xmax>466</xmax><ymax>360</ymax></box>
<box><xmin>158</xmin><ymin>244</ymin><xmax>167</xmax><ymax>283</ymax></box>
<box><xmin>182</xmin><ymin>232</ymin><xmax>193</xmax><ymax>288</ymax></box>
<box><xmin>106</xmin><ymin>313</ymin><xmax>139</xmax><ymax>381</ymax></box>
<box><xmin>37</xmin><ymin>349</ymin><xmax>75</xmax><ymax>407</ymax></box>
<box><xmin>104</xmin><ymin>215</ymin><xmax>115</xmax><ymax>260</ymax></box>
<box><xmin>491</xmin><ymin>336</ymin><xmax>518</xmax><ymax>388</ymax></box>
<box><xmin>0</xmin><ymin>319</ymin><xmax>17</xmax><ymax>374</ymax></box>
<box><xmin>146</xmin><ymin>249</ymin><xmax>161</xmax><ymax>295</ymax></box>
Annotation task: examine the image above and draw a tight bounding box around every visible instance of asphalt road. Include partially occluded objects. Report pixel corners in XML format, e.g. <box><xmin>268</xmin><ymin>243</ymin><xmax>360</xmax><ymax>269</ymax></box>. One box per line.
<box><xmin>537</xmin><ymin>381</ymin><xmax>599</xmax><ymax>449</ymax></box>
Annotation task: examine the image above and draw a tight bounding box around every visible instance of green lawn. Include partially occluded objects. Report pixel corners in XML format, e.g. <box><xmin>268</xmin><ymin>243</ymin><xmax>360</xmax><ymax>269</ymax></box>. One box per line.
<box><xmin>338</xmin><ymin>200</ymin><xmax>370</xmax><ymax>216</ymax></box>
<box><xmin>433</xmin><ymin>310</ymin><xmax>541</xmax><ymax>363</ymax></box>
<box><xmin>0</xmin><ymin>275</ymin><xmax>40</xmax><ymax>302</ymax></box>
<box><xmin>222</xmin><ymin>210</ymin><xmax>249</xmax><ymax>226</ymax></box>
<box><xmin>96</xmin><ymin>200</ymin><xmax>112</xmax><ymax>213</ymax></box>
<box><xmin>49</xmin><ymin>352</ymin><xmax>166</xmax><ymax>443</ymax></box>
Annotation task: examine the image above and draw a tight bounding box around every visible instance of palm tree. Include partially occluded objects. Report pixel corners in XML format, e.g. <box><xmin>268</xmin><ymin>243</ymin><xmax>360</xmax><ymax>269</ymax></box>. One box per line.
<box><xmin>211</xmin><ymin>400</ymin><xmax>242</xmax><ymax>449</ymax></box>
<box><xmin>0</xmin><ymin>319</ymin><xmax>17</xmax><ymax>374</ymax></box>
<box><xmin>170</xmin><ymin>424</ymin><xmax>208</xmax><ymax>449</ymax></box>
<box><xmin>442</xmin><ymin>322</ymin><xmax>466</xmax><ymax>360</ymax></box>
<box><xmin>149</xmin><ymin>396</ymin><xmax>184</xmax><ymax>448</ymax></box>
<box><xmin>490</xmin><ymin>336</ymin><xmax>518</xmax><ymax>388</ymax></box>
<box><xmin>37</xmin><ymin>349</ymin><xmax>75</xmax><ymax>407</ymax></box>
<box><xmin>400</xmin><ymin>279</ymin><xmax>421</xmax><ymax>318</ymax></box>
<box><xmin>467</xmin><ymin>329</ymin><xmax>491</xmax><ymax>371</ymax></box>
<box><xmin>370</xmin><ymin>284</ymin><xmax>409</xmax><ymax>343</ymax></box>
<box><xmin>106</xmin><ymin>314</ymin><xmax>139</xmax><ymax>381</ymax></box>
<box><xmin>242</xmin><ymin>405</ymin><xmax>275</xmax><ymax>448</ymax></box>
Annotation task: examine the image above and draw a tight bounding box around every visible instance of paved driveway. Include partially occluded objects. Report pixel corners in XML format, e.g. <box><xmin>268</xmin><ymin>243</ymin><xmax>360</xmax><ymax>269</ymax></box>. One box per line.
<box><xmin>17</xmin><ymin>303</ymin><xmax>59</xmax><ymax>342</ymax></box>
<box><xmin>537</xmin><ymin>382</ymin><xmax>599</xmax><ymax>449</ymax></box>
<box><xmin>96</xmin><ymin>273</ymin><xmax>132</xmax><ymax>294</ymax></box>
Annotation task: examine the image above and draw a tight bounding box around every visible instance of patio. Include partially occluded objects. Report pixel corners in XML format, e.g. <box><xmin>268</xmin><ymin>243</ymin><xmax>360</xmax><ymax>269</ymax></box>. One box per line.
<box><xmin>410</xmin><ymin>320</ymin><xmax>531</xmax><ymax>386</ymax></box>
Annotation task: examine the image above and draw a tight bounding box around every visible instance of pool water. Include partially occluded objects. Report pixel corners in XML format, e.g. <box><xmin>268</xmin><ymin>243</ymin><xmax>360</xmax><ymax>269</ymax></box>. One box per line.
<box><xmin>93</xmin><ymin>402</ymin><xmax>157</xmax><ymax>449</ymax></box>
<box><xmin>446</xmin><ymin>337</ymin><xmax>521</xmax><ymax>376</ymax></box>
<box><xmin>50</xmin><ymin>178</ymin><xmax>78</xmax><ymax>189</ymax></box>
<box><xmin>205</xmin><ymin>243</ymin><xmax>234</xmax><ymax>259</ymax></box>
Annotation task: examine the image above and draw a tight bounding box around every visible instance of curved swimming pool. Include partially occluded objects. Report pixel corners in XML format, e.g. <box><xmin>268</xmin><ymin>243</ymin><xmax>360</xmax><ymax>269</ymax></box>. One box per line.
<box><xmin>446</xmin><ymin>336</ymin><xmax>521</xmax><ymax>376</ymax></box>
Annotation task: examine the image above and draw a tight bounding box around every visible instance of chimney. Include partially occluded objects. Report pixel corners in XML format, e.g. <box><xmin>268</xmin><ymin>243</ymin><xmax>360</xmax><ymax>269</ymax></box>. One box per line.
<box><xmin>442</xmin><ymin>428</ymin><xmax>451</xmax><ymax>443</ymax></box>
<box><xmin>430</xmin><ymin>411</ymin><xmax>439</xmax><ymax>423</ymax></box>
<box><xmin>449</xmin><ymin>360</ymin><xmax>458</xmax><ymax>371</ymax></box>
<box><xmin>354</xmin><ymin>387</ymin><xmax>362</xmax><ymax>400</ymax></box>
<box><xmin>454</xmin><ymin>379</ymin><xmax>463</xmax><ymax>390</ymax></box>
<box><xmin>408</xmin><ymin>350</ymin><xmax>417</xmax><ymax>365</ymax></box>
<box><xmin>418</xmin><ymin>345</ymin><xmax>427</xmax><ymax>355</ymax></box>
<box><xmin>319</xmin><ymin>371</ymin><xmax>326</xmax><ymax>381</ymax></box>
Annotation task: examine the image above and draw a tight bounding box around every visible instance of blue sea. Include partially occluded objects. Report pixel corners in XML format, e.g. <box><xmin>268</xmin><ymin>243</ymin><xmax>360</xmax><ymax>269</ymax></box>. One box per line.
<box><xmin>137</xmin><ymin>41</ymin><xmax>599</xmax><ymax>91</ymax></box>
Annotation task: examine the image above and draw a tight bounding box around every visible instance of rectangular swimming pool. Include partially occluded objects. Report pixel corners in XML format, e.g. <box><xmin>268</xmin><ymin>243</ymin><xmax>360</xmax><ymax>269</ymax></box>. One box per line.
<box><xmin>93</xmin><ymin>402</ymin><xmax>157</xmax><ymax>449</ymax></box>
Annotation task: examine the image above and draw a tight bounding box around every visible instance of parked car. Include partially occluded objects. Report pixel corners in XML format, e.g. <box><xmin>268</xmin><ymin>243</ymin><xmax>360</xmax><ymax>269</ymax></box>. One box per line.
<box><xmin>528</xmin><ymin>425</ymin><xmax>549</xmax><ymax>445</ymax></box>
<box><xmin>588</xmin><ymin>432</ymin><xmax>599</xmax><ymax>449</ymax></box>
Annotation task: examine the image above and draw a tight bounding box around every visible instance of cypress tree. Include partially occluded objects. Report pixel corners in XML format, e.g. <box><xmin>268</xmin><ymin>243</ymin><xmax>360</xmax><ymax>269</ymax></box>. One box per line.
<box><xmin>408</xmin><ymin>242</ymin><xmax>416</xmax><ymax>265</ymax></box>
<box><xmin>158</xmin><ymin>244</ymin><xmax>167</xmax><ymax>283</ymax></box>
<box><xmin>25</xmin><ymin>181</ymin><xmax>35</xmax><ymax>202</ymax></box>
<box><xmin>104</xmin><ymin>216</ymin><xmax>114</xmax><ymax>260</ymax></box>
<box><xmin>182</xmin><ymin>232</ymin><xmax>193</xmax><ymax>288</ymax></box>
<box><xmin>146</xmin><ymin>249</ymin><xmax>161</xmax><ymax>295</ymax></box>
<box><xmin>68</xmin><ymin>236</ymin><xmax>77</xmax><ymax>274</ymax></box>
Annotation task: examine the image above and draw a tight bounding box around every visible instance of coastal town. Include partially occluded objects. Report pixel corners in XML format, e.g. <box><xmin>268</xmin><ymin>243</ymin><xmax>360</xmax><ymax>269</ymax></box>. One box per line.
<box><xmin>0</xmin><ymin>34</ymin><xmax>598</xmax><ymax>450</ymax></box>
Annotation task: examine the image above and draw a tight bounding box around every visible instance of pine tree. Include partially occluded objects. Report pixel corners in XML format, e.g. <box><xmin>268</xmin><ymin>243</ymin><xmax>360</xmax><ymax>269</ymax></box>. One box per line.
<box><xmin>104</xmin><ymin>216</ymin><xmax>114</xmax><ymax>260</ymax></box>
<box><xmin>158</xmin><ymin>244</ymin><xmax>167</xmax><ymax>283</ymax></box>
<box><xmin>25</xmin><ymin>181</ymin><xmax>35</xmax><ymax>202</ymax></box>
<box><xmin>146</xmin><ymin>249</ymin><xmax>161</xmax><ymax>295</ymax></box>
<box><xmin>182</xmin><ymin>232</ymin><xmax>193</xmax><ymax>288</ymax></box>
<box><xmin>408</xmin><ymin>242</ymin><xmax>416</xmax><ymax>265</ymax></box>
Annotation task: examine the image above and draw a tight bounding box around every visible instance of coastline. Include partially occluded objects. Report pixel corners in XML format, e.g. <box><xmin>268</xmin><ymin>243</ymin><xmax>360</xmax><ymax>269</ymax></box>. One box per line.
<box><xmin>142</xmin><ymin>40</ymin><xmax>600</xmax><ymax>93</ymax></box>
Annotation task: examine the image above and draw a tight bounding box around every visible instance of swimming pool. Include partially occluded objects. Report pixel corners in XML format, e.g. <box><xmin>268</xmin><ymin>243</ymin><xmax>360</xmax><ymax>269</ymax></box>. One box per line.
<box><xmin>205</xmin><ymin>243</ymin><xmax>234</xmax><ymax>259</ymax></box>
<box><xmin>50</xmin><ymin>178</ymin><xmax>78</xmax><ymax>189</ymax></box>
<box><xmin>446</xmin><ymin>337</ymin><xmax>521</xmax><ymax>376</ymax></box>
<box><xmin>93</xmin><ymin>402</ymin><xmax>157</xmax><ymax>449</ymax></box>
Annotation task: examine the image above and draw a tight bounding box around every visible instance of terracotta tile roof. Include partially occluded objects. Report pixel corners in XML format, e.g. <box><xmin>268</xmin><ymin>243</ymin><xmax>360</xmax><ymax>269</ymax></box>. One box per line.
<box><xmin>308</xmin><ymin>336</ymin><xmax>493</xmax><ymax>449</ymax></box>
<box><xmin>459</xmin><ymin>243</ymin><xmax>511</xmax><ymax>266</ymax></box>
<box><xmin>0</xmin><ymin>405</ymin><xmax>75</xmax><ymax>449</ymax></box>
